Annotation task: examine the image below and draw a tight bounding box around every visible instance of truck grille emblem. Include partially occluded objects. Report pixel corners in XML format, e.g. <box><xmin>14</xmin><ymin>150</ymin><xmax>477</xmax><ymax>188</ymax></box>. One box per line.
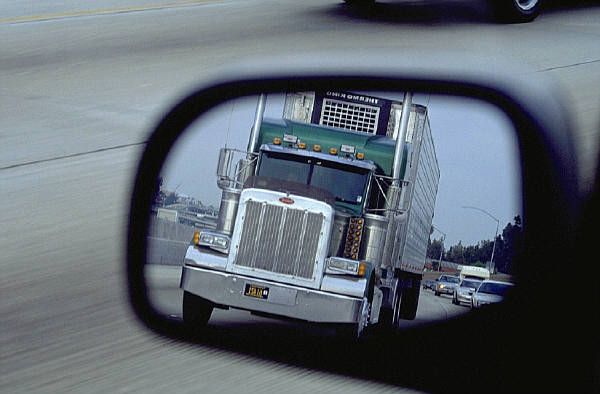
<box><xmin>279</xmin><ymin>197</ymin><xmax>294</xmax><ymax>204</ymax></box>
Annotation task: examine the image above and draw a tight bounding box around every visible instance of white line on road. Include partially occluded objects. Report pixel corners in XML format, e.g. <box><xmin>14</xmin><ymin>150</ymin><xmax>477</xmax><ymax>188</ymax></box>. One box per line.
<box><xmin>0</xmin><ymin>0</ymin><xmax>223</xmax><ymax>24</ymax></box>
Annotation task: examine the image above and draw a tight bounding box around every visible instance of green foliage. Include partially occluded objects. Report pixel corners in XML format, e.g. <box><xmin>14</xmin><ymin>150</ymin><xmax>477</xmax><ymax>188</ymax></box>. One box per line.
<box><xmin>426</xmin><ymin>237</ymin><xmax>445</xmax><ymax>259</ymax></box>
<box><xmin>438</xmin><ymin>215</ymin><xmax>523</xmax><ymax>274</ymax></box>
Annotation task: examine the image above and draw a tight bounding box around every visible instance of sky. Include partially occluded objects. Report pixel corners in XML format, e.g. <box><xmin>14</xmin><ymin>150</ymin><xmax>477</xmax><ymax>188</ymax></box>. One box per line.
<box><xmin>161</xmin><ymin>92</ymin><xmax>521</xmax><ymax>248</ymax></box>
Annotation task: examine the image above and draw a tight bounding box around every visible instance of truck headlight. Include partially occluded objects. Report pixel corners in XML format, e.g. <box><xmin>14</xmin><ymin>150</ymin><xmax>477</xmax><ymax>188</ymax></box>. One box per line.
<box><xmin>194</xmin><ymin>230</ymin><xmax>230</xmax><ymax>252</ymax></box>
<box><xmin>326</xmin><ymin>257</ymin><xmax>366</xmax><ymax>277</ymax></box>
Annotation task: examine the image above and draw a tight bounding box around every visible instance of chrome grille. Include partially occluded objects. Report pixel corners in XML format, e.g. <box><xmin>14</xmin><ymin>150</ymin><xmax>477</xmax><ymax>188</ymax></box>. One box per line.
<box><xmin>320</xmin><ymin>98</ymin><xmax>380</xmax><ymax>134</ymax></box>
<box><xmin>235</xmin><ymin>200</ymin><xmax>323</xmax><ymax>279</ymax></box>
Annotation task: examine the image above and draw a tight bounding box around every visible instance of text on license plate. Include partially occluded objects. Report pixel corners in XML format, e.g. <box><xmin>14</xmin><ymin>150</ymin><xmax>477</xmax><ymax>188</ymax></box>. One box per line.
<box><xmin>244</xmin><ymin>283</ymin><xmax>269</xmax><ymax>299</ymax></box>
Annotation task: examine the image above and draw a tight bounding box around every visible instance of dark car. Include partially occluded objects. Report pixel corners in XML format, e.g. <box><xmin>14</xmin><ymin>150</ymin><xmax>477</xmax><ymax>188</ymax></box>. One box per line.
<box><xmin>422</xmin><ymin>279</ymin><xmax>435</xmax><ymax>290</ymax></box>
<box><xmin>344</xmin><ymin>0</ymin><xmax>541</xmax><ymax>23</ymax></box>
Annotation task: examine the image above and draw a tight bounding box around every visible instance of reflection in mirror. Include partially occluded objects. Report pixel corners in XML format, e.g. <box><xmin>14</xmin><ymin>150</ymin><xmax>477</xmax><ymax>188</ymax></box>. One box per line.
<box><xmin>145</xmin><ymin>90</ymin><xmax>520</xmax><ymax>340</ymax></box>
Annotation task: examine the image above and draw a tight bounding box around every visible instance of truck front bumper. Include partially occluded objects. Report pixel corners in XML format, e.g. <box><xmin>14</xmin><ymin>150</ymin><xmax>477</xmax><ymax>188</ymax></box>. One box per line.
<box><xmin>181</xmin><ymin>265</ymin><xmax>364</xmax><ymax>324</ymax></box>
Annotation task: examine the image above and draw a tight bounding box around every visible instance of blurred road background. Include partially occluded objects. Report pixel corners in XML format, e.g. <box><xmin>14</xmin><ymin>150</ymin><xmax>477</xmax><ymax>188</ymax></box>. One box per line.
<box><xmin>2</xmin><ymin>0</ymin><xmax>599</xmax><ymax>392</ymax></box>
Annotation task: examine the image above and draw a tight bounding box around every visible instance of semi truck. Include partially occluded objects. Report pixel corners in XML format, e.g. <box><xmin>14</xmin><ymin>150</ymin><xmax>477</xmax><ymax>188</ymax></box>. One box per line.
<box><xmin>180</xmin><ymin>91</ymin><xmax>440</xmax><ymax>339</ymax></box>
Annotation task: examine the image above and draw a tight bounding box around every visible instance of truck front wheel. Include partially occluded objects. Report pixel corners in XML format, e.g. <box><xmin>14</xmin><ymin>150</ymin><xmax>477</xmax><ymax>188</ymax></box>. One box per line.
<box><xmin>489</xmin><ymin>0</ymin><xmax>541</xmax><ymax>23</ymax></box>
<box><xmin>183</xmin><ymin>291</ymin><xmax>214</xmax><ymax>332</ymax></box>
<box><xmin>336</xmin><ymin>296</ymin><xmax>371</xmax><ymax>341</ymax></box>
<box><xmin>391</xmin><ymin>280</ymin><xmax>403</xmax><ymax>330</ymax></box>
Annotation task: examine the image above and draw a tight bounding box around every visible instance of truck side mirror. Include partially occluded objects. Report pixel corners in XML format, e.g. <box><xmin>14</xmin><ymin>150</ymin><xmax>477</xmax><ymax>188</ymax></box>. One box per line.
<box><xmin>126</xmin><ymin>52</ymin><xmax>582</xmax><ymax>392</ymax></box>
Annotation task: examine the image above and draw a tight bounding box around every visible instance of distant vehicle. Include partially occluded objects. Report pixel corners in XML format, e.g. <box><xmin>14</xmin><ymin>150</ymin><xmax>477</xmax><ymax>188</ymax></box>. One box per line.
<box><xmin>422</xmin><ymin>279</ymin><xmax>435</xmax><ymax>290</ymax></box>
<box><xmin>456</xmin><ymin>265</ymin><xmax>490</xmax><ymax>281</ymax></box>
<box><xmin>434</xmin><ymin>275</ymin><xmax>460</xmax><ymax>296</ymax></box>
<box><xmin>452</xmin><ymin>278</ymin><xmax>483</xmax><ymax>305</ymax></box>
<box><xmin>471</xmin><ymin>280</ymin><xmax>515</xmax><ymax>308</ymax></box>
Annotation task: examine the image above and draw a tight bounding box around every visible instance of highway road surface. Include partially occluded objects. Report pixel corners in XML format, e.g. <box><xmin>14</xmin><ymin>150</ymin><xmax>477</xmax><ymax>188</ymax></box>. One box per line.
<box><xmin>2</xmin><ymin>0</ymin><xmax>599</xmax><ymax>392</ymax></box>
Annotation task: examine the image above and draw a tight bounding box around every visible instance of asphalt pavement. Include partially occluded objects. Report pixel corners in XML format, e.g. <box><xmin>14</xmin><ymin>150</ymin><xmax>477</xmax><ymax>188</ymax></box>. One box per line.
<box><xmin>1</xmin><ymin>0</ymin><xmax>599</xmax><ymax>392</ymax></box>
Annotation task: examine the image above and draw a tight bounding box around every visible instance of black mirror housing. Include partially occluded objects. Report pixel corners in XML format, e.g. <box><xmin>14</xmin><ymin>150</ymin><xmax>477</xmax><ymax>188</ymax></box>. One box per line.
<box><xmin>127</xmin><ymin>52</ymin><xmax>587</xmax><ymax>392</ymax></box>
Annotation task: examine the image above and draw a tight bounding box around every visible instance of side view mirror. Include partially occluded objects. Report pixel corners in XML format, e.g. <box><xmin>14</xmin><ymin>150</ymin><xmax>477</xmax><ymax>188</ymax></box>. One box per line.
<box><xmin>127</xmin><ymin>52</ymin><xmax>587</xmax><ymax>392</ymax></box>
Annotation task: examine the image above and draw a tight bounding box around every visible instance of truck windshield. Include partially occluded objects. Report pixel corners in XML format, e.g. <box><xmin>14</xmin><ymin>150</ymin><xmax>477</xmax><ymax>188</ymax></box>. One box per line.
<box><xmin>258</xmin><ymin>151</ymin><xmax>369</xmax><ymax>205</ymax></box>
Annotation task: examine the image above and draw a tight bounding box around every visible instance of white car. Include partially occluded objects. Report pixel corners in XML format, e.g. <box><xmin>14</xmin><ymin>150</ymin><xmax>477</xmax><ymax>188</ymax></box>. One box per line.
<box><xmin>434</xmin><ymin>275</ymin><xmax>460</xmax><ymax>296</ymax></box>
<box><xmin>452</xmin><ymin>278</ymin><xmax>483</xmax><ymax>306</ymax></box>
<box><xmin>471</xmin><ymin>280</ymin><xmax>515</xmax><ymax>308</ymax></box>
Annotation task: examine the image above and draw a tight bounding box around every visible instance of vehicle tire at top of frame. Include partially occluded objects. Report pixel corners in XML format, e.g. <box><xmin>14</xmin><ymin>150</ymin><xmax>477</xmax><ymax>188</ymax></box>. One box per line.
<box><xmin>182</xmin><ymin>291</ymin><xmax>214</xmax><ymax>333</ymax></box>
<box><xmin>488</xmin><ymin>0</ymin><xmax>541</xmax><ymax>23</ymax></box>
<box><xmin>343</xmin><ymin>0</ymin><xmax>375</xmax><ymax>8</ymax></box>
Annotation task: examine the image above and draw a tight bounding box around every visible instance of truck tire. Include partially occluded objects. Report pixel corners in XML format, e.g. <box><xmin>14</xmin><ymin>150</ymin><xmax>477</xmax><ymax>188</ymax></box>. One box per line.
<box><xmin>336</xmin><ymin>296</ymin><xmax>371</xmax><ymax>341</ymax></box>
<box><xmin>391</xmin><ymin>280</ymin><xmax>403</xmax><ymax>330</ymax></box>
<box><xmin>399</xmin><ymin>277</ymin><xmax>420</xmax><ymax>320</ymax></box>
<box><xmin>343</xmin><ymin>0</ymin><xmax>375</xmax><ymax>8</ymax></box>
<box><xmin>183</xmin><ymin>291</ymin><xmax>213</xmax><ymax>332</ymax></box>
<box><xmin>489</xmin><ymin>0</ymin><xmax>541</xmax><ymax>23</ymax></box>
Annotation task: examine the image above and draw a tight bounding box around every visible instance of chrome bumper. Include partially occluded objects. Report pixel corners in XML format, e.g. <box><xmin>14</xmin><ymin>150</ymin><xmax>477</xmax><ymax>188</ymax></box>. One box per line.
<box><xmin>181</xmin><ymin>265</ymin><xmax>364</xmax><ymax>324</ymax></box>
<box><xmin>456</xmin><ymin>293</ymin><xmax>472</xmax><ymax>303</ymax></box>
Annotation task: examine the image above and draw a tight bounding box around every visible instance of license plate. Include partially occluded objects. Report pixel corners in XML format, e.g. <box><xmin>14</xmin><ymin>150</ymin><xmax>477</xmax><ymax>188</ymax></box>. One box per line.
<box><xmin>244</xmin><ymin>283</ymin><xmax>269</xmax><ymax>300</ymax></box>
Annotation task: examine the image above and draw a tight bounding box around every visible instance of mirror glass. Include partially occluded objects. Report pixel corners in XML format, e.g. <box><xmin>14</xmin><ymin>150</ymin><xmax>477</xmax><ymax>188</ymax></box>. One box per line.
<box><xmin>144</xmin><ymin>90</ymin><xmax>520</xmax><ymax>339</ymax></box>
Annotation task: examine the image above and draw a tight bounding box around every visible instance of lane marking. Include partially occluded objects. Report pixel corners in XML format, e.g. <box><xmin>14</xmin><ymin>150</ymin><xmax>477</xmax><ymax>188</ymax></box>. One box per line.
<box><xmin>0</xmin><ymin>0</ymin><xmax>220</xmax><ymax>24</ymax></box>
<box><xmin>0</xmin><ymin>141</ymin><xmax>147</xmax><ymax>171</ymax></box>
<box><xmin>538</xmin><ymin>58</ymin><xmax>600</xmax><ymax>72</ymax></box>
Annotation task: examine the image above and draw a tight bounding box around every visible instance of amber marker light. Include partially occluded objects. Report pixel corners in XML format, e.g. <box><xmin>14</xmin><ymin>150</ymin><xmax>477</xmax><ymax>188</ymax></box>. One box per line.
<box><xmin>193</xmin><ymin>231</ymin><xmax>200</xmax><ymax>244</ymax></box>
<box><xmin>358</xmin><ymin>262</ymin><xmax>367</xmax><ymax>276</ymax></box>
<box><xmin>298</xmin><ymin>142</ymin><xmax>306</xmax><ymax>149</ymax></box>
<box><xmin>356</xmin><ymin>152</ymin><xmax>365</xmax><ymax>160</ymax></box>
<box><xmin>313</xmin><ymin>144</ymin><xmax>321</xmax><ymax>152</ymax></box>
<box><xmin>273</xmin><ymin>137</ymin><xmax>281</xmax><ymax>145</ymax></box>
<box><xmin>329</xmin><ymin>147</ymin><xmax>338</xmax><ymax>155</ymax></box>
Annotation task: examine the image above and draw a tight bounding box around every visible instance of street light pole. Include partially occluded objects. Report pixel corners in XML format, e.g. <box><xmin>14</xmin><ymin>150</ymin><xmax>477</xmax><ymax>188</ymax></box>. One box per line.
<box><xmin>432</xmin><ymin>225</ymin><xmax>446</xmax><ymax>272</ymax></box>
<box><xmin>462</xmin><ymin>206</ymin><xmax>500</xmax><ymax>274</ymax></box>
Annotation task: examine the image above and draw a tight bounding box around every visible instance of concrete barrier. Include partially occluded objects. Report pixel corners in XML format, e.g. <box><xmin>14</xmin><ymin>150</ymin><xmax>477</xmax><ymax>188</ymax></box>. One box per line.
<box><xmin>148</xmin><ymin>216</ymin><xmax>197</xmax><ymax>242</ymax></box>
<box><xmin>146</xmin><ymin>217</ymin><xmax>197</xmax><ymax>266</ymax></box>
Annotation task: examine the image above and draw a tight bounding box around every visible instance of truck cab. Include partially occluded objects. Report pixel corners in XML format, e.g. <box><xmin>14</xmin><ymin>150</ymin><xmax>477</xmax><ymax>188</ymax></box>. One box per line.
<box><xmin>181</xmin><ymin>92</ymin><xmax>439</xmax><ymax>339</ymax></box>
